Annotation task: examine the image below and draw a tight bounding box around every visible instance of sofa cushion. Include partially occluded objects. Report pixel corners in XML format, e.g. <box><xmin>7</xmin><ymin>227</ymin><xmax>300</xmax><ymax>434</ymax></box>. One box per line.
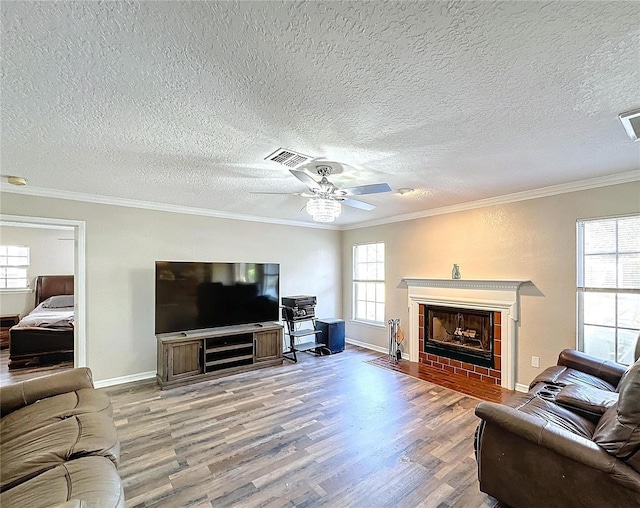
<box><xmin>0</xmin><ymin>456</ymin><xmax>124</xmax><ymax>508</ymax></box>
<box><xmin>530</xmin><ymin>365</ymin><xmax>618</xmax><ymax>391</ymax></box>
<box><xmin>593</xmin><ymin>358</ymin><xmax>640</xmax><ymax>459</ymax></box>
<box><xmin>0</xmin><ymin>388</ymin><xmax>112</xmax><ymax>442</ymax></box>
<box><xmin>0</xmin><ymin>412</ymin><xmax>119</xmax><ymax>490</ymax></box>
<box><xmin>626</xmin><ymin>450</ymin><xmax>640</xmax><ymax>474</ymax></box>
<box><xmin>555</xmin><ymin>384</ymin><xmax>619</xmax><ymax>422</ymax></box>
<box><xmin>502</xmin><ymin>389</ymin><xmax>596</xmax><ymax>439</ymax></box>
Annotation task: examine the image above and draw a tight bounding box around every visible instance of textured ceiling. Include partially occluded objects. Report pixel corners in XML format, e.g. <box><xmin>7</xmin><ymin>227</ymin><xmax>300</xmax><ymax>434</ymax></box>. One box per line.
<box><xmin>1</xmin><ymin>1</ymin><xmax>639</xmax><ymax>226</ymax></box>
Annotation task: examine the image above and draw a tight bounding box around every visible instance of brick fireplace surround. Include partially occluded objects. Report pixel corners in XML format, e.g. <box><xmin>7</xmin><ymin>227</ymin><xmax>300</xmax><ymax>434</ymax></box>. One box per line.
<box><xmin>419</xmin><ymin>304</ymin><xmax>502</xmax><ymax>385</ymax></box>
<box><xmin>403</xmin><ymin>278</ymin><xmax>529</xmax><ymax>390</ymax></box>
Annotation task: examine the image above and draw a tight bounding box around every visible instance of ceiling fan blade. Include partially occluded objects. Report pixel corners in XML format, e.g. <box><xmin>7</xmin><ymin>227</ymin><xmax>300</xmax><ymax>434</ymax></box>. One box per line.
<box><xmin>290</xmin><ymin>169</ymin><xmax>320</xmax><ymax>190</ymax></box>
<box><xmin>341</xmin><ymin>198</ymin><xmax>376</xmax><ymax>211</ymax></box>
<box><xmin>341</xmin><ymin>183</ymin><xmax>392</xmax><ymax>196</ymax></box>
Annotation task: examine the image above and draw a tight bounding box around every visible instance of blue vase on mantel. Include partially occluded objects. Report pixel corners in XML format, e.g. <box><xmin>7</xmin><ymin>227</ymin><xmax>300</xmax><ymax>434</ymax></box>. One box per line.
<box><xmin>452</xmin><ymin>264</ymin><xmax>461</xmax><ymax>279</ymax></box>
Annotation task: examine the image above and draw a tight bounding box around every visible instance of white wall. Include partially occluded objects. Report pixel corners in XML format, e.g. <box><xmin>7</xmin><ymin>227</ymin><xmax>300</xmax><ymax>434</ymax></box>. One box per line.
<box><xmin>341</xmin><ymin>181</ymin><xmax>640</xmax><ymax>387</ymax></box>
<box><xmin>0</xmin><ymin>193</ymin><xmax>342</xmax><ymax>382</ymax></box>
<box><xmin>0</xmin><ymin>225</ymin><xmax>74</xmax><ymax>317</ymax></box>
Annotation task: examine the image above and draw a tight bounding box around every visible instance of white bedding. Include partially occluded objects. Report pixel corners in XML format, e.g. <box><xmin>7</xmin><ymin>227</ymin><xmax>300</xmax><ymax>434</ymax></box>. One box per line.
<box><xmin>13</xmin><ymin>301</ymin><xmax>74</xmax><ymax>329</ymax></box>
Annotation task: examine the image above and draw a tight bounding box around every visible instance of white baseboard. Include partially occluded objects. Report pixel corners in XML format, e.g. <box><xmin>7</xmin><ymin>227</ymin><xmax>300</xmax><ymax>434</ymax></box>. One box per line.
<box><xmin>94</xmin><ymin>370</ymin><xmax>156</xmax><ymax>389</ymax></box>
<box><xmin>346</xmin><ymin>338</ymin><xmax>388</xmax><ymax>355</ymax></box>
<box><xmin>515</xmin><ymin>383</ymin><xmax>529</xmax><ymax>393</ymax></box>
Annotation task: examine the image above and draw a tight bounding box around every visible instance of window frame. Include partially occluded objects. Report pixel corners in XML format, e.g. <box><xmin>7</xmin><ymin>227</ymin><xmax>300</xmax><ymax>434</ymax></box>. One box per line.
<box><xmin>352</xmin><ymin>241</ymin><xmax>385</xmax><ymax>326</ymax></box>
<box><xmin>0</xmin><ymin>245</ymin><xmax>30</xmax><ymax>291</ymax></box>
<box><xmin>576</xmin><ymin>214</ymin><xmax>640</xmax><ymax>365</ymax></box>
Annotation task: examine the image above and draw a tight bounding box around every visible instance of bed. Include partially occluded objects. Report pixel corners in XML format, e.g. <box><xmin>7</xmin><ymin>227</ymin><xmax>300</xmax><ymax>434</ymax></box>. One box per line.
<box><xmin>8</xmin><ymin>275</ymin><xmax>75</xmax><ymax>369</ymax></box>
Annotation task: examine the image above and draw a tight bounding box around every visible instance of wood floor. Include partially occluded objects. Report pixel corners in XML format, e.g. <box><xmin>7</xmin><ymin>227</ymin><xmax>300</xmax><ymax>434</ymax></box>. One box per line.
<box><xmin>0</xmin><ymin>348</ymin><xmax>73</xmax><ymax>386</ymax></box>
<box><xmin>103</xmin><ymin>346</ymin><xmax>499</xmax><ymax>508</ymax></box>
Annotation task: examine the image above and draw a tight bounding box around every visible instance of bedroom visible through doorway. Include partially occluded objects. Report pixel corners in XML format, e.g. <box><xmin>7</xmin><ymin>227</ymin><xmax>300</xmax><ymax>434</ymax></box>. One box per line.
<box><xmin>0</xmin><ymin>216</ymin><xmax>86</xmax><ymax>384</ymax></box>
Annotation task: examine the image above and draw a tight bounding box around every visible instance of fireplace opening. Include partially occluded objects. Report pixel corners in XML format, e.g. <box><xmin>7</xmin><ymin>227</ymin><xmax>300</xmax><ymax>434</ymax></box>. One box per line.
<box><xmin>424</xmin><ymin>305</ymin><xmax>494</xmax><ymax>368</ymax></box>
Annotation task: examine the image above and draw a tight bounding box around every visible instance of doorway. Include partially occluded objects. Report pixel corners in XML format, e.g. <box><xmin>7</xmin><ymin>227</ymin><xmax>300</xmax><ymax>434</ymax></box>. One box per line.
<box><xmin>0</xmin><ymin>215</ymin><xmax>86</xmax><ymax>383</ymax></box>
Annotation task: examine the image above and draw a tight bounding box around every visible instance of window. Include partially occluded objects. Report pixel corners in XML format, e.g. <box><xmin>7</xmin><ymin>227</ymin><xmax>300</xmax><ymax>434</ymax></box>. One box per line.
<box><xmin>577</xmin><ymin>215</ymin><xmax>640</xmax><ymax>365</ymax></box>
<box><xmin>0</xmin><ymin>245</ymin><xmax>30</xmax><ymax>289</ymax></box>
<box><xmin>353</xmin><ymin>242</ymin><xmax>385</xmax><ymax>324</ymax></box>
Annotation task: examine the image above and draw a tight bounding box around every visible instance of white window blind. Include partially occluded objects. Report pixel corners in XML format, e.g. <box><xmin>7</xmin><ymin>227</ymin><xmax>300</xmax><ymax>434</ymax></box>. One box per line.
<box><xmin>0</xmin><ymin>245</ymin><xmax>30</xmax><ymax>289</ymax></box>
<box><xmin>577</xmin><ymin>215</ymin><xmax>640</xmax><ymax>364</ymax></box>
<box><xmin>353</xmin><ymin>242</ymin><xmax>385</xmax><ymax>324</ymax></box>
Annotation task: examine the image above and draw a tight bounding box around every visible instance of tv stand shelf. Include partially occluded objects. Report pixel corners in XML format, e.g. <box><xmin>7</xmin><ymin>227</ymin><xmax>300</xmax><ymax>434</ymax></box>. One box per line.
<box><xmin>294</xmin><ymin>340</ymin><xmax>325</xmax><ymax>352</ymax></box>
<box><xmin>282</xmin><ymin>307</ymin><xmax>328</xmax><ymax>362</ymax></box>
<box><xmin>157</xmin><ymin>323</ymin><xmax>283</xmax><ymax>388</ymax></box>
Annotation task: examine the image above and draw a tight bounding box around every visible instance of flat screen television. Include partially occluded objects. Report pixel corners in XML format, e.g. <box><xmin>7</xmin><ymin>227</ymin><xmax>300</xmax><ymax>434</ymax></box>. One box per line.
<box><xmin>155</xmin><ymin>261</ymin><xmax>280</xmax><ymax>335</ymax></box>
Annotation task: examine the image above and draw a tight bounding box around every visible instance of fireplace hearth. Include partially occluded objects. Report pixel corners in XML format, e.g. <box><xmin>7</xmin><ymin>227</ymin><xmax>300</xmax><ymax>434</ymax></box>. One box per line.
<box><xmin>424</xmin><ymin>305</ymin><xmax>494</xmax><ymax>368</ymax></box>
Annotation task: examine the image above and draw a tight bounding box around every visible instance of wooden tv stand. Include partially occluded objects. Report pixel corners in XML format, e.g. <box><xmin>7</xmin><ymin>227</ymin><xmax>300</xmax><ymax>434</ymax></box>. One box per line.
<box><xmin>156</xmin><ymin>322</ymin><xmax>283</xmax><ymax>388</ymax></box>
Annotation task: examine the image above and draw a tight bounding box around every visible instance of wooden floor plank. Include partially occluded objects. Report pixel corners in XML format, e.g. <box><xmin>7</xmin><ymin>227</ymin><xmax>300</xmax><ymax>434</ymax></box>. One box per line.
<box><xmin>99</xmin><ymin>346</ymin><xmax>499</xmax><ymax>507</ymax></box>
<box><xmin>0</xmin><ymin>348</ymin><xmax>72</xmax><ymax>385</ymax></box>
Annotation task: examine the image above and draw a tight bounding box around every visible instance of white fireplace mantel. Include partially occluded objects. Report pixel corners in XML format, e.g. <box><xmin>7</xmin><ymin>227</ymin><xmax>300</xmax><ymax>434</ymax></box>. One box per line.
<box><xmin>402</xmin><ymin>278</ymin><xmax>530</xmax><ymax>390</ymax></box>
<box><xmin>402</xmin><ymin>278</ymin><xmax>527</xmax><ymax>291</ymax></box>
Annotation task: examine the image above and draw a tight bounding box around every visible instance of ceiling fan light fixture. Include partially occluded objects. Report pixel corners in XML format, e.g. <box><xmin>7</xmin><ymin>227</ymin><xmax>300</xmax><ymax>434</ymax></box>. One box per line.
<box><xmin>306</xmin><ymin>197</ymin><xmax>341</xmax><ymax>223</ymax></box>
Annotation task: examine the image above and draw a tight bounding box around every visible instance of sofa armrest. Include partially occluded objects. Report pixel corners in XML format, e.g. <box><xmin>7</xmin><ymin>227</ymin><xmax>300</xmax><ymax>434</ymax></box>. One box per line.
<box><xmin>557</xmin><ymin>349</ymin><xmax>627</xmax><ymax>388</ymax></box>
<box><xmin>475</xmin><ymin>401</ymin><xmax>626</xmax><ymax>473</ymax></box>
<box><xmin>0</xmin><ymin>367</ymin><xmax>94</xmax><ymax>417</ymax></box>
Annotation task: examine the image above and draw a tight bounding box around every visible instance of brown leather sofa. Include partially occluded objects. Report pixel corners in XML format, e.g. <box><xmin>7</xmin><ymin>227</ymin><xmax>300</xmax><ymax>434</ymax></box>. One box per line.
<box><xmin>531</xmin><ymin>348</ymin><xmax>628</xmax><ymax>392</ymax></box>
<box><xmin>0</xmin><ymin>368</ymin><xmax>124</xmax><ymax>507</ymax></box>
<box><xmin>474</xmin><ymin>350</ymin><xmax>640</xmax><ymax>507</ymax></box>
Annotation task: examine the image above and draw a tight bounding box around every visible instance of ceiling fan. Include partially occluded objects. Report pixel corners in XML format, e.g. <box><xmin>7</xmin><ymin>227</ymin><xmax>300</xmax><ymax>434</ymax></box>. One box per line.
<box><xmin>263</xmin><ymin>149</ymin><xmax>392</xmax><ymax>222</ymax></box>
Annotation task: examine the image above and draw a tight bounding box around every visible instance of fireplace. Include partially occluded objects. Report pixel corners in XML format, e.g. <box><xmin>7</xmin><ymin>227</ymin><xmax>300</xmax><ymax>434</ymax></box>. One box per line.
<box><xmin>404</xmin><ymin>278</ymin><xmax>528</xmax><ymax>390</ymax></box>
<box><xmin>424</xmin><ymin>305</ymin><xmax>494</xmax><ymax>368</ymax></box>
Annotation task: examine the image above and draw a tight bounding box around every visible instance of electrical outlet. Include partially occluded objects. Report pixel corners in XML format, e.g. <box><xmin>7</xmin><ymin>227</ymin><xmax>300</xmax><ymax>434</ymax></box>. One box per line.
<box><xmin>531</xmin><ymin>356</ymin><xmax>540</xmax><ymax>368</ymax></box>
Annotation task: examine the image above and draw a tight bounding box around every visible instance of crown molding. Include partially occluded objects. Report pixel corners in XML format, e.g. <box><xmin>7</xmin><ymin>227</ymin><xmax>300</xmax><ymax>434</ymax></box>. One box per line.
<box><xmin>2</xmin><ymin>170</ymin><xmax>637</xmax><ymax>231</ymax></box>
<box><xmin>0</xmin><ymin>184</ymin><xmax>338</xmax><ymax>230</ymax></box>
<box><xmin>341</xmin><ymin>170</ymin><xmax>640</xmax><ymax>230</ymax></box>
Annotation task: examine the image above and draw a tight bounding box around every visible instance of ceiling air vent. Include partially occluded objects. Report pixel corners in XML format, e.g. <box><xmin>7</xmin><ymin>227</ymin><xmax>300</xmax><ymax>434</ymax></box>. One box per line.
<box><xmin>265</xmin><ymin>148</ymin><xmax>313</xmax><ymax>168</ymax></box>
<box><xmin>619</xmin><ymin>108</ymin><xmax>640</xmax><ymax>142</ymax></box>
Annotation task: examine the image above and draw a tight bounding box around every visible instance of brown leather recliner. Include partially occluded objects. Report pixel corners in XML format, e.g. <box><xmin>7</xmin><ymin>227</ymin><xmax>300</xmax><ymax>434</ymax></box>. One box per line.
<box><xmin>474</xmin><ymin>352</ymin><xmax>640</xmax><ymax>507</ymax></box>
<box><xmin>0</xmin><ymin>368</ymin><xmax>124</xmax><ymax>508</ymax></box>
<box><xmin>530</xmin><ymin>348</ymin><xmax>629</xmax><ymax>392</ymax></box>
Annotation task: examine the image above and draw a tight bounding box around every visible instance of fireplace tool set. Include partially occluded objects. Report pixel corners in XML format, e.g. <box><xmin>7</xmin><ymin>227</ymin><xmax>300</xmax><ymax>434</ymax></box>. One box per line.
<box><xmin>388</xmin><ymin>318</ymin><xmax>404</xmax><ymax>362</ymax></box>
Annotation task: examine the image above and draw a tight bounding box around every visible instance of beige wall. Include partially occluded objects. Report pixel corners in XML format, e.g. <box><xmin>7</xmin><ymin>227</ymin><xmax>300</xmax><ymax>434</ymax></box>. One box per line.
<box><xmin>3</xmin><ymin>181</ymin><xmax>638</xmax><ymax>386</ymax></box>
<box><xmin>341</xmin><ymin>181</ymin><xmax>640</xmax><ymax>387</ymax></box>
<box><xmin>1</xmin><ymin>193</ymin><xmax>342</xmax><ymax>382</ymax></box>
<box><xmin>0</xmin><ymin>225</ymin><xmax>74</xmax><ymax>317</ymax></box>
